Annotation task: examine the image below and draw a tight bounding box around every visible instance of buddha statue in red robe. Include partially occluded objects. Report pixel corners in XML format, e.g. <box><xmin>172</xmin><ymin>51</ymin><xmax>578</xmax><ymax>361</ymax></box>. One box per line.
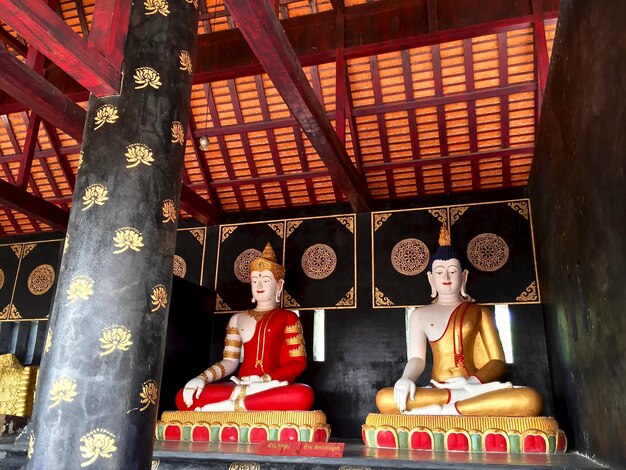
<box><xmin>376</xmin><ymin>227</ymin><xmax>542</xmax><ymax>416</ymax></box>
<box><xmin>175</xmin><ymin>243</ymin><xmax>314</xmax><ymax>412</ymax></box>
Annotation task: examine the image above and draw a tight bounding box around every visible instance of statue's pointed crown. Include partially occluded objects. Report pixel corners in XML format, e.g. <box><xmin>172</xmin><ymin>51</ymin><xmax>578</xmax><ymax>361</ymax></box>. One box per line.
<box><xmin>429</xmin><ymin>224</ymin><xmax>463</xmax><ymax>270</ymax></box>
<box><xmin>249</xmin><ymin>242</ymin><xmax>286</xmax><ymax>280</ymax></box>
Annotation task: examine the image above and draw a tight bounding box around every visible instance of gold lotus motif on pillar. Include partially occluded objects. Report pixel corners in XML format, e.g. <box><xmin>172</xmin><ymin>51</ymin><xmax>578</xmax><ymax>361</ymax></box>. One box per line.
<box><xmin>82</xmin><ymin>184</ymin><xmax>109</xmax><ymax>211</ymax></box>
<box><xmin>99</xmin><ymin>326</ymin><xmax>133</xmax><ymax>356</ymax></box>
<box><xmin>171</xmin><ymin>121</ymin><xmax>184</xmax><ymax>145</ymax></box>
<box><xmin>150</xmin><ymin>285</ymin><xmax>168</xmax><ymax>312</ymax></box>
<box><xmin>63</xmin><ymin>234</ymin><xmax>70</xmax><ymax>254</ymax></box>
<box><xmin>66</xmin><ymin>276</ymin><xmax>94</xmax><ymax>305</ymax></box>
<box><xmin>79</xmin><ymin>429</ymin><xmax>117</xmax><ymax>467</ymax></box>
<box><xmin>139</xmin><ymin>380</ymin><xmax>158</xmax><ymax>411</ymax></box>
<box><xmin>179</xmin><ymin>51</ymin><xmax>193</xmax><ymax>74</ymax></box>
<box><xmin>44</xmin><ymin>330</ymin><xmax>52</xmax><ymax>353</ymax></box>
<box><xmin>125</xmin><ymin>143</ymin><xmax>154</xmax><ymax>168</ymax></box>
<box><xmin>113</xmin><ymin>227</ymin><xmax>144</xmax><ymax>254</ymax></box>
<box><xmin>49</xmin><ymin>377</ymin><xmax>78</xmax><ymax>409</ymax></box>
<box><xmin>144</xmin><ymin>0</ymin><xmax>170</xmax><ymax>17</ymax></box>
<box><xmin>162</xmin><ymin>199</ymin><xmax>176</xmax><ymax>223</ymax></box>
<box><xmin>184</xmin><ymin>0</ymin><xmax>198</xmax><ymax>9</ymax></box>
<box><xmin>133</xmin><ymin>67</ymin><xmax>162</xmax><ymax>89</ymax></box>
<box><xmin>77</xmin><ymin>151</ymin><xmax>84</xmax><ymax>170</ymax></box>
<box><xmin>93</xmin><ymin>105</ymin><xmax>119</xmax><ymax>130</ymax></box>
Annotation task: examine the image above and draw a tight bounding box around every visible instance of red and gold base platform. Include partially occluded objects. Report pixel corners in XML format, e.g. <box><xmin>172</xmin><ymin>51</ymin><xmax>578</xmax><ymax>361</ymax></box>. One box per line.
<box><xmin>156</xmin><ymin>410</ymin><xmax>330</xmax><ymax>444</ymax></box>
<box><xmin>362</xmin><ymin>414</ymin><xmax>566</xmax><ymax>454</ymax></box>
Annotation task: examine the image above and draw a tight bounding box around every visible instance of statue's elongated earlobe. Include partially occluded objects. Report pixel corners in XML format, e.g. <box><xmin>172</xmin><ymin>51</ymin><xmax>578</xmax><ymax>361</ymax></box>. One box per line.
<box><xmin>427</xmin><ymin>271</ymin><xmax>437</xmax><ymax>298</ymax></box>
<box><xmin>460</xmin><ymin>269</ymin><xmax>469</xmax><ymax>298</ymax></box>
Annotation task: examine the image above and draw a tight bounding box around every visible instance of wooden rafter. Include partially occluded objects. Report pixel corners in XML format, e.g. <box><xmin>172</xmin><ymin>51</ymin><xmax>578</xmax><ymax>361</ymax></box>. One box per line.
<box><xmin>227</xmin><ymin>79</ymin><xmax>268</xmax><ymax>209</ymax></box>
<box><xmin>431</xmin><ymin>44</ymin><xmax>451</xmax><ymax>193</ymax></box>
<box><xmin>0</xmin><ymin>0</ymin><xmax>119</xmax><ymax>96</ymax></box>
<box><xmin>497</xmin><ymin>32</ymin><xmax>511</xmax><ymax>187</ymax></box>
<box><xmin>463</xmin><ymin>39</ymin><xmax>480</xmax><ymax>191</ymax></box>
<box><xmin>179</xmin><ymin>185</ymin><xmax>220</xmax><ymax>226</ymax></box>
<box><xmin>42</xmin><ymin>121</ymin><xmax>76</xmax><ymax>191</ymax></box>
<box><xmin>0</xmin><ymin>178</ymin><xmax>68</xmax><ymax>231</ymax></box>
<box><xmin>16</xmin><ymin>113</ymin><xmax>41</xmax><ymax>190</ymax></box>
<box><xmin>253</xmin><ymin>76</ymin><xmax>292</xmax><ymax>207</ymax></box>
<box><xmin>531</xmin><ymin>0</ymin><xmax>550</xmax><ymax>114</ymax></box>
<box><xmin>400</xmin><ymin>49</ymin><xmax>425</xmax><ymax>195</ymax></box>
<box><xmin>0</xmin><ymin>25</ymin><xmax>27</xmax><ymax>56</ymax></box>
<box><xmin>89</xmin><ymin>0</ymin><xmax>130</xmax><ymax>71</ymax></box>
<box><xmin>224</xmin><ymin>0</ymin><xmax>370</xmax><ymax>211</ymax></box>
<box><xmin>187</xmin><ymin>114</ymin><xmax>223</xmax><ymax>212</ymax></box>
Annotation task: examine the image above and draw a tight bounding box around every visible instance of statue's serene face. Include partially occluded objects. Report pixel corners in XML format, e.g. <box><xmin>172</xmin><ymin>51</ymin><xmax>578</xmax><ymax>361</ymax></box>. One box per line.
<box><xmin>430</xmin><ymin>258</ymin><xmax>464</xmax><ymax>296</ymax></box>
<box><xmin>250</xmin><ymin>269</ymin><xmax>280</xmax><ymax>304</ymax></box>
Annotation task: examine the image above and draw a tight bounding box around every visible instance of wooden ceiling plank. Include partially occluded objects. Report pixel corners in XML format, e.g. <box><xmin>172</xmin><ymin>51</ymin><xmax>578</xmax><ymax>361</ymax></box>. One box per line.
<box><xmin>431</xmin><ymin>44</ymin><xmax>451</xmax><ymax>193</ymax></box>
<box><xmin>227</xmin><ymin>79</ymin><xmax>269</xmax><ymax>210</ymax></box>
<box><xmin>0</xmin><ymin>47</ymin><xmax>86</xmax><ymax>141</ymax></box>
<box><xmin>369</xmin><ymin>56</ymin><xmax>396</xmax><ymax>199</ymax></box>
<box><xmin>1</xmin><ymin>115</ymin><xmax>21</xmax><ymax>155</ymax></box>
<box><xmin>335</xmin><ymin>10</ymin><xmax>347</xmax><ymax>144</ymax></box>
<box><xmin>74</xmin><ymin>0</ymin><xmax>90</xmax><ymax>38</ymax></box>
<box><xmin>42</xmin><ymin>121</ymin><xmax>76</xmax><ymax>192</ymax></box>
<box><xmin>5</xmin><ymin>209</ymin><xmax>22</xmax><ymax>234</ymax></box>
<box><xmin>16</xmin><ymin>113</ymin><xmax>41</xmax><ymax>189</ymax></box>
<box><xmin>463</xmin><ymin>39</ymin><xmax>480</xmax><ymax>191</ymax></box>
<box><xmin>0</xmin><ymin>25</ymin><xmax>27</xmax><ymax>56</ymax></box>
<box><xmin>253</xmin><ymin>76</ymin><xmax>292</xmax><ymax>207</ymax></box>
<box><xmin>292</xmin><ymin>126</ymin><xmax>317</xmax><ymax>204</ymax></box>
<box><xmin>0</xmin><ymin>178</ymin><xmax>68</xmax><ymax>231</ymax></box>
<box><xmin>205</xmin><ymin>83</ymin><xmax>246</xmax><ymax>210</ymax></box>
<box><xmin>531</xmin><ymin>0</ymin><xmax>549</xmax><ymax>114</ymax></box>
<box><xmin>187</xmin><ymin>113</ymin><xmax>223</xmax><ymax>212</ymax></box>
<box><xmin>89</xmin><ymin>0</ymin><xmax>130</xmax><ymax>70</ymax></box>
<box><xmin>26</xmin><ymin>177</ymin><xmax>43</xmax><ymax>232</ymax></box>
<box><xmin>497</xmin><ymin>32</ymin><xmax>511</xmax><ymax>188</ymax></box>
<box><xmin>0</xmin><ymin>0</ymin><xmax>119</xmax><ymax>96</ymax></box>
<box><xmin>344</xmin><ymin>66</ymin><xmax>364</xmax><ymax>175</ymax></box>
<box><xmin>179</xmin><ymin>184</ymin><xmax>220</xmax><ymax>226</ymax></box>
<box><xmin>401</xmin><ymin>49</ymin><xmax>425</xmax><ymax>195</ymax></box>
<box><xmin>223</xmin><ymin>0</ymin><xmax>370</xmax><ymax>212</ymax></box>
<box><xmin>39</xmin><ymin>153</ymin><xmax>67</xmax><ymax>210</ymax></box>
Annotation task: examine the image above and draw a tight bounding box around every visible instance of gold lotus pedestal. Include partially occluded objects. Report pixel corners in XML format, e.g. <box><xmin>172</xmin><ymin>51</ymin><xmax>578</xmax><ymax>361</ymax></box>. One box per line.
<box><xmin>362</xmin><ymin>414</ymin><xmax>566</xmax><ymax>454</ymax></box>
<box><xmin>157</xmin><ymin>410</ymin><xmax>330</xmax><ymax>444</ymax></box>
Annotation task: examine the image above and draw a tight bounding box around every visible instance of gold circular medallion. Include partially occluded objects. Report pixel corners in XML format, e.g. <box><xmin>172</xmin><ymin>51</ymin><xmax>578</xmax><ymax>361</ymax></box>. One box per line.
<box><xmin>0</xmin><ymin>269</ymin><xmax>4</xmax><ymax>290</ymax></box>
<box><xmin>467</xmin><ymin>233</ymin><xmax>510</xmax><ymax>272</ymax></box>
<box><xmin>28</xmin><ymin>264</ymin><xmax>56</xmax><ymax>296</ymax></box>
<box><xmin>301</xmin><ymin>244</ymin><xmax>337</xmax><ymax>280</ymax></box>
<box><xmin>391</xmin><ymin>238</ymin><xmax>430</xmax><ymax>276</ymax></box>
<box><xmin>172</xmin><ymin>255</ymin><xmax>187</xmax><ymax>278</ymax></box>
<box><xmin>234</xmin><ymin>248</ymin><xmax>263</xmax><ymax>283</ymax></box>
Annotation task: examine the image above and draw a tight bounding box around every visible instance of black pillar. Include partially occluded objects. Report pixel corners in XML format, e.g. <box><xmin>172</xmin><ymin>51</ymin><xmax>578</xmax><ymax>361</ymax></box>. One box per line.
<box><xmin>28</xmin><ymin>1</ymin><xmax>199</xmax><ymax>468</ymax></box>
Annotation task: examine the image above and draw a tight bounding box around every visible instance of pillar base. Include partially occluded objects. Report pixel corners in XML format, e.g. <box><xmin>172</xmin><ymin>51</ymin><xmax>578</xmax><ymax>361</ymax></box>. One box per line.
<box><xmin>362</xmin><ymin>413</ymin><xmax>566</xmax><ymax>453</ymax></box>
<box><xmin>157</xmin><ymin>410</ymin><xmax>330</xmax><ymax>443</ymax></box>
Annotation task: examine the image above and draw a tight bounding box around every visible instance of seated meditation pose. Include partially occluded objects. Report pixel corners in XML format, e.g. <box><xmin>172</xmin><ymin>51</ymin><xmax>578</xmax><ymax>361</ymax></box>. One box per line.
<box><xmin>376</xmin><ymin>228</ymin><xmax>542</xmax><ymax>417</ymax></box>
<box><xmin>175</xmin><ymin>243</ymin><xmax>314</xmax><ymax>412</ymax></box>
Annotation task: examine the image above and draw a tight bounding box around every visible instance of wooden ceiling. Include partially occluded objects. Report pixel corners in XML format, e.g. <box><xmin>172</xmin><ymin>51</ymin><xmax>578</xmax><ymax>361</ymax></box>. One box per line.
<box><xmin>0</xmin><ymin>0</ymin><xmax>558</xmax><ymax>235</ymax></box>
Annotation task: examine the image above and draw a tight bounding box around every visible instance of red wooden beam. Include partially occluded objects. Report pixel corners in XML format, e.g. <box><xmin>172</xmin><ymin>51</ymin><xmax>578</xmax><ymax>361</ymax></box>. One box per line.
<box><xmin>292</xmin><ymin>126</ymin><xmax>317</xmax><ymax>204</ymax></box>
<box><xmin>224</xmin><ymin>0</ymin><xmax>370</xmax><ymax>212</ymax></box>
<box><xmin>42</xmin><ymin>121</ymin><xmax>76</xmax><ymax>191</ymax></box>
<box><xmin>531</xmin><ymin>0</ymin><xmax>550</xmax><ymax>114</ymax></box>
<box><xmin>0</xmin><ymin>178</ymin><xmax>68</xmax><ymax>231</ymax></box>
<box><xmin>0</xmin><ymin>25</ymin><xmax>27</xmax><ymax>56</ymax></box>
<box><xmin>16</xmin><ymin>113</ymin><xmax>41</xmax><ymax>189</ymax></box>
<box><xmin>0</xmin><ymin>0</ymin><xmax>119</xmax><ymax>96</ymax></box>
<box><xmin>89</xmin><ymin>0</ymin><xmax>130</xmax><ymax>71</ymax></box>
<box><xmin>179</xmin><ymin>184</ymin><xmax>220</xmax><ymax>226</ymax></box>
<box><xmin>0</xmin><ymin>47</ymin><xmax>87</xmax><ymax>141</ymax></box>
<box><xmin>187</xmin><ymin>114</ymin><xmax>223</xmax><ymax>211</ymax></box>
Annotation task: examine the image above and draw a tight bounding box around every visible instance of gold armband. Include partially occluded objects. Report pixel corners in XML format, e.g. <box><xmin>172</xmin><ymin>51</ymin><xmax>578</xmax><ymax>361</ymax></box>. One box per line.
<box><xmin>285</xmin><ymin>333</ymin><xmax>305</xmax><ymax>346</ymax></box>
<box><xmin>199</xmin><ymin>371</ymin><xmax>211</xmax><ymax>384</ymax></box>
<box><xmin>234</xmin><ymin>385</ymin><xmax>248</xmax><ymax>412</ymax></box>
<box><xmin>285</xmin><ymin>321</ymin><xmax>303</xmax><ymax>335</ymax></box>
<box><xmin>226</xmin><ymin>326</ymin><xmax>238</xmax><ymax>335</ymax></box>
<box><xmin>224</xmin><ymin>339</ymin><xmax>242</xmax><ymax>348</ymax></box>
<box><xmin>216</xmin><ymin>363</ymin><xmax>226</xmax><ymax>377</ymax></box>
<box><xmin>223</xmin><ymin>349</ymin><xmax>240</xmax><ymax>360</ymax></box>
<box><xmin>288</xmin><ymin>344</ymin><xmax>307</xmax><ymax>358</ymax></box>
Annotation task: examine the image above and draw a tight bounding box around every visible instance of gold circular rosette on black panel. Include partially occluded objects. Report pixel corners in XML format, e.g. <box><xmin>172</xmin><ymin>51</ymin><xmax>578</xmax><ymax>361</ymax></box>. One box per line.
<box><xmin>283</xmin><ymin>216</ymin><xmax>356</xmax><ymax>309</ymax></box>
<box><xmin>173</xmin><ymin>228</ymin><xmax>206</xmax><ymax>284</ymax></box>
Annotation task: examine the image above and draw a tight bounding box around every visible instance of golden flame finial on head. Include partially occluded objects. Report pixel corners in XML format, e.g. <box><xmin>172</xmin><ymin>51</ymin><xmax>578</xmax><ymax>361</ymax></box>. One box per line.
<box><xmin>249</xmin><ymin>243</ymin><xmax>285</xmax><ymax>281</ymax></box>
<box><xmin>438</xmin><ymin>225</ymin><xmax>451</xmax><ymax>247</ymax></box>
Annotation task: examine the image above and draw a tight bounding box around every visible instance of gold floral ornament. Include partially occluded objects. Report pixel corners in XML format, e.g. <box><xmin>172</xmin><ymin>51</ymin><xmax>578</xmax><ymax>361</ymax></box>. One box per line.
<box><xmin>66</xmin><ymin>276</ymin><xmax>94</xmax><ymax>305</ymax></box>
<box><xmin>49</xmin><ymin>377</ymin><xmax>78</xmax><ymax>409</ymax></box>
<box><xmin>139</xmin><ymin>380</ymin><xmax>158</xmax><ymax>411</ymax></box>
<box><xmin>179</xmin><ymin>50</ymin><xmax>192</xmax><ymax>74</ymax></box>
<box><xmin>79</xmin><ymin>429</ymin><xmax>117</xmax><ymax>467</ymax></box>
<box><xmin>133</xmin><ymin>67</ymin><xmax>162</xmax><ymax>89</ymax></box>
<box><xmin>93</xmin><ymin>105</ymin><xmax>119</xmax><ymax>130</ymax></box>
<box><xmin>63</xmin><ymin>234</ymin><xmax>70</xmax><ymax>254</ymax></box>
<box><xmin>99</xmin><ymin>325</ymin><xmax>133</xmax><ymax>356</ymax></box>
<box><xmin>113</xmin><ymin>227</ymin><xmax>144</xmax><ymax>254</ymax></box>
<box><xmin>28</xmin><ymin>431</ymin><xmax>34</xmax><ymax>459</ymax></box>
<box><xmin>144</xmin><ymin>0</ymin><xmax>169</xmax><ymax>17</ymax></box>
<box><xmin>171</xmin><ymin>121</ymin><xmax>184</xmax><ymax>145</ymax></box>
<box><xmin>162</xmin><ymin>199</ymin><xmax>176</xmax><ymax>224</ymax></box>
<box><xmin>150</xmin><ymin>284</ymin><xmax>167</xmax><ymax>312</ymax></box>
<box><xmin>125</xmin><ymin>143</ymin><xmax>154</xmax><ymax>168</ymax></box>
<box><xmin>78</xmin><ymin>151</ymin><xmax>84</xmax><ymax>170</ymax></box>
<box><xmin>82</xmin><ymin>184</ymin><xmax>109</xmax><ymax>211</ymax></box>
<box><xmin>184</xmin><ymin>0</ymin><xmax>198</xmax><ymax>9</ymax></box>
